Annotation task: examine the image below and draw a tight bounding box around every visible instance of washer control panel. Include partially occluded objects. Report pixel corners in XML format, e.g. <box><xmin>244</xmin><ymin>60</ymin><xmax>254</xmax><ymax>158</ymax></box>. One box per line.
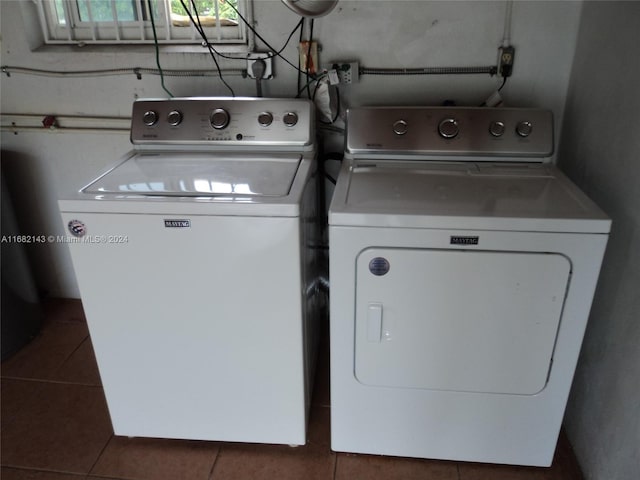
<box><xmin>131</xmin><ymin>97</ymin><xmax>314</xmax><ymax>146</ymax></box>
<box><xmin>346</xmin><ymin>107</ymin><xmax>553</xmax><ymax>158</ymax></box>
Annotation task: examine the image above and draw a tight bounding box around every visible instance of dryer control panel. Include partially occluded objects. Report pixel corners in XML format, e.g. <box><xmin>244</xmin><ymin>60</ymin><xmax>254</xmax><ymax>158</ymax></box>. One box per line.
<box><xmin>346</xmin><ymin>107</ymin><xmax>553</xmax><ymax>159</ymax></box>
<box><xmin>131</xmin><ymin>97</ymin><xmax>314</xmax><ymax>147</ymax></box>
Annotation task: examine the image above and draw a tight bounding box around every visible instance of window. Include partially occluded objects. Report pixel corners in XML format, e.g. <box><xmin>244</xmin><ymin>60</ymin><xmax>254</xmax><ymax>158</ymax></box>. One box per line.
<box><xmin>37</xmin><ymin>0</ymin><xmax>247</xmax><ymax>45</ymax></box>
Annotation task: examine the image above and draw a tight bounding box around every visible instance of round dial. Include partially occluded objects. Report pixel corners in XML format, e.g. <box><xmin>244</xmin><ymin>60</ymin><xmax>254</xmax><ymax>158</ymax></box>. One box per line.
<box><xmin>210</xmin><ymin>108</ymin><xmax>230</xmax><ymax>130</ymax></box>
<box><xmin>258</xmin><ymin>111</ymin><xmax>273</xmax><ymax>127</ymax></box>
<box><xmin>393</xmin><ymin>120</ymin><xmax>408</xmax><ymax>136</ymax></box>
<box><xmin>516</xmin><ymin>121</ymin><xmax>533</xmax><ymax>137</ymax></box>
<box><xmin>167</xmin><ymin>110</ymin><xmax>183</xmax><ymax>126</ymax></box>
<box><xmin>489</xmin><ymin>121</ymin><xmax>505</xmax><ymax>137</ymax></box>
<box><xmin>438</xmin><ymin>118</ymin><xmax>459</xmax><ymax>139</ymax></box>
<box><xmin>283</xmin><ymin>112</ymin><xmax>299</xmax><ymax>127</ymax></box>
<box><xmin>142</xmin><ymin>110</ymin><xmax>158</xmax><ymax>126</ymax></box>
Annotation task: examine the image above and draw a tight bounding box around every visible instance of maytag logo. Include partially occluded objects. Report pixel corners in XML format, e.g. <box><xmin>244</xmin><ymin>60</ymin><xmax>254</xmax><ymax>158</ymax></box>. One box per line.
<box><xmin>164</xmin><ymin>219</ymin><xmax>191</xmax><ymax>228</ymax></box>
<box><xmin>450</xmin><ymin>236</ymin><xmax>479</xmax><ymax>246</ymax></box>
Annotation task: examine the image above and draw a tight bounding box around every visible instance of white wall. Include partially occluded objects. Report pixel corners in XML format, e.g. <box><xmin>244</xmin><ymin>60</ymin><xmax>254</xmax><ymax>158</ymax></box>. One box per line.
<box><xmin>1</xmin><ymin>0</ymin><xmax>582</xmax><ymax>297</ymax></box>
<box><xmin>558</xmin><ymin>2</ymin><xmax>640</xmax><ymax>479</ymax></box>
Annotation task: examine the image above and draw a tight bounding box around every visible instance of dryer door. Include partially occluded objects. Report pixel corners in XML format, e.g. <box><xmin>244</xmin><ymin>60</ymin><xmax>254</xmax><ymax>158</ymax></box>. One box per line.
<box><xmin>354</xmin><ymin>248</ymin><xmax>571</xmax><ymax>395</ymax></box>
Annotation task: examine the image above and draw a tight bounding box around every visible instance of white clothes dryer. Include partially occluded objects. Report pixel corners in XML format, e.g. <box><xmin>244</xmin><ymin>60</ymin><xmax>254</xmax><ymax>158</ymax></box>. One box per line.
<box><xmin>329</xmin><ymin>107</ymin><xmax>610</xmax><ymax>466</ymax></box>
<box><xmin>59</xmin><ymin>98</ymin><xmax>320</xmax><ymax>445</ymax></box>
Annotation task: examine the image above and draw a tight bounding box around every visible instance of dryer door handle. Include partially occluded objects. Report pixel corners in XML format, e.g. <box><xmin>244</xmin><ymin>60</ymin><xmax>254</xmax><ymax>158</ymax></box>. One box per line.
<box><xmin>367</xmin><ymin>303</ymin><xmax>383</xmax><ymax>343</ymax></box>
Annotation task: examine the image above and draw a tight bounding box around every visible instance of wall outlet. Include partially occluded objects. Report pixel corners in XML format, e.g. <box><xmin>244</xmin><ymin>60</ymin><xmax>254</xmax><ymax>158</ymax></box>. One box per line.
<box><xmin>247</xmin><ymin>52</ymin><xmax>273</xmax><ymax>79</ymax></box>
<box><xmin>498</xmin><ymin>46</ymin><xmax>515</xmax><ymax>77</ymax></box>
<box><xmin>329</xmin><ymin>61</ymin><xmax>359</xmax><ymax>84</ymax></box>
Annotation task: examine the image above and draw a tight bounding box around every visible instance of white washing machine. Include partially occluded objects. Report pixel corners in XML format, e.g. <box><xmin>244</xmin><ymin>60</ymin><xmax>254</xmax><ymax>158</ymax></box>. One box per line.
<box><xmin>59</xmin><ymin>97</ymin><xmax>320</xmax><ymax>445</ymax></box>
<box><xmin>329</xmin><ymin>107</ymin><xmax>610</xmax><ymax>466</ymax></box>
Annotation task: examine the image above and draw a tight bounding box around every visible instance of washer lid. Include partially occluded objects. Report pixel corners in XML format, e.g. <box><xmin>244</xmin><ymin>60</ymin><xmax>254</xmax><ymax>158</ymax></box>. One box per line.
<box><xmin>83</xmin><ymin>152</ymin><xmax>301</xmax><ymax>197</ymax></box>
<box><xmin>329</xmin><ymin>161</ymin><xmax>611</xmax><ymax>233</ymax></box>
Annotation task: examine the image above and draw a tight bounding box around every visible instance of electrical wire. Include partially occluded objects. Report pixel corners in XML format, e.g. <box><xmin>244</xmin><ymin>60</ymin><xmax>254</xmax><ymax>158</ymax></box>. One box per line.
<box><xmin>305</xmin><ymin>19</ymin><xmax>315</xmax><ymax>99</ymax></box>
<box><xmin>324</xmin><ymin>172</ymin><xmax>337</xmax><ymax>185</ymax></box>
<box><xmin>176</xmin><ymin>3</ymin><xmax>309</xmax><ymax>94</ymax></box>
<box><xmin>191</xmin><ymin>0</ymin><xmax>235</xmax><ymax>96</ymax></box>
<box><xmin>319</xmin><ymin>152</ymin><xmax>342</xmax><ymax>184</ymax></box>
<box><xmin>270</xmin><ymin>18</ymin><xmax>303</xmax><ymax>58</ymax></box>
<box><xmin>198</xmin><ymin>17</ymin><xmax>303</xmax><ymax>62</ymax></box>
<box><xmin>312</xmin><ymin>78</ymin><xmax>323</xmax><ymax>100</ymax></box>
<box><xmin>295</xmin><ymin>19</ymin><xmax>320</xmax><ymax>100</ymax></box>
<box><xmin>318</xmin><ymin>123</ymin><xmax>344</xmax><ymax>134</ymax></box>
<box><xmin>176</xmin><ymin>2</ymin><xmax>303</xmax><ymax>93</ymax></box>
<box><xmin>498</xmin><ymin>75</ymin><xmax>508</xmax><ymax>91</ymax></box>
<box><xmin>295</xmin><ymin>73</ymin><xmax>327</xmax><ymax>98</ymax></box>
<box><xmin>148</xmin><ymin>0</ymin><xmax>174</xmax><ymax>97</ymax></box>
<box><xmin>297</xmin><ymin>18</ymin><xmax>306</xmax><ymax>97</ymax></box>
<box><xmin>226</xmin><ymin>1</ymin><xmax>310</xmax><ymax>75</ymax></box>
<box><xmin>178</xmin><ymin>0</ymin><xmax>234</xmax><ymax>96</ymax></box>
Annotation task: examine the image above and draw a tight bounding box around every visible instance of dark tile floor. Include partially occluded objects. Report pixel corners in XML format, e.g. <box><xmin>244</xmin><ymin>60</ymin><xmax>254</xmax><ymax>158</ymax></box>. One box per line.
<box><xmin>1</xmin><ymin>299</ymin><xmax>584</xmax><ymax>479</ymax></box>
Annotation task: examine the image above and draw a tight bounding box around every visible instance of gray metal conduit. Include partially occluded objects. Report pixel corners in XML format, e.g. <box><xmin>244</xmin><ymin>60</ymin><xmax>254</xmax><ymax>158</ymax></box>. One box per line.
<box><xmin>360</xmin><ymin>66</ymin><xmax>498</xmax><ymax>76</ymax></box>
<box><xmin>1</xmin><ymin>113</ymin><xmax>131</xmax><ymax>134</ymax></box>
<box><xmin>2</xmin><ymin>65</ymin><xmax>498</xmax><ymax>79</ymax></box>
<box><xmin>1</xmin><ymin>66</ymin><xmax>246</xmax><ymax>79</ymax></box>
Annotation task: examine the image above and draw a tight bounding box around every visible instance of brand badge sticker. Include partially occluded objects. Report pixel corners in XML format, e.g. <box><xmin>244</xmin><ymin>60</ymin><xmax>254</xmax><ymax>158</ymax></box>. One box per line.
<box><xmin>164</xmin><ymin>219</ymin><xmax>191</xmax><ymax>228</ymax></box>
<box><xmin>450</xmin><ymin>236</ymin><xmax>479</xmax><ymax>245</ymax></box>
<box><xmin>68</xmin><ymin>220</ymin><xmax>86</xmax><ymax>238</ymax></box>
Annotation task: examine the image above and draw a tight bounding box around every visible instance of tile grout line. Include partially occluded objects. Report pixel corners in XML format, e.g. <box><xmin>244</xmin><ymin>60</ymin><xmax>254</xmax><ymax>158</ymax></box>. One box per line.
<box><xmin>86</xmin><ymin>433</ymin><xmax>115</xmax><ymax>478</ymax></box>
<box><xmin>0</xmin><ymin>317</ymin><xmax>90</xmax><ymax>384</ymax></box>
<box><xmin>0</xmin><ymin>375</ymin><xmax>102</xmax><ymax>388</ymax></box>
<box><xmin>0</xmin><ymin>465</ymin><xmax>87</xmax><ymax>478</ymax></box>
<box><xmin>54</xmin><ymin>333</ymin><xmax>91</xmax><ymax>373</ymax></box>
<box><xmin>207</xmin><ymin>443</ymin><xmax>224</xmax><ymax>480</ymax></box>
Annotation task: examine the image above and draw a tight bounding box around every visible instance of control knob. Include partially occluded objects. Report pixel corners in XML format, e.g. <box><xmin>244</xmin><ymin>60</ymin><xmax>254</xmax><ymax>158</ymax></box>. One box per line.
<box><xmin>438</xmin><ymin>118</ymin><xmax>459</xmax><ymax>139</ymax></box>
<box><xmin>283</xmin><ymin>112</ymin><xmax>298</xmax><ymax>127</ymax></box>
<box><xmin>489</xmin><ymin>121</ymin><xmax>505</xmax><ymax>137</ymax></box>
<box><xmin>210</xmin><ymin>108</ymin><xmax>230</xmax><ymax>130</ymax></box>
<box><xmin>142</xmin><ymin>110</ymin><xmax>158</xmax><ymax>126</ymax></box>
<box><xmin>393</xmin><ymin>120</ymin><xmax>408</xmax><ymax>136</ymax></box>
<box><xmin>516</xmin><ymin>121</ymin><xmax>533</xmax><ymax>137</ymax></box>
<box><xmin>258</xmin><ymin>111</ymin><xmax>273</xmax><ymax>127</ymax></box>
<box><xmin>167</xmin><ymin>110</ymin><xmax>182</xmax><ymax>126</ymax></box>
